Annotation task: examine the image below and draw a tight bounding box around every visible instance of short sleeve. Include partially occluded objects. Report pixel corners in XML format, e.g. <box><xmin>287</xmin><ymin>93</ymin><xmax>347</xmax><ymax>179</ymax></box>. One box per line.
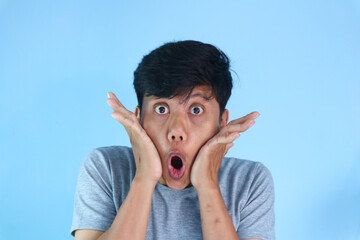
<box><xmin>237</xmin><ymin>163</ymin><xmax>275</xmax><ymax>240</ymax></box>
<box><xmin>70</xmin><ymin>149</ymin><xmax>116</xmax><ymax>236</ymax></box>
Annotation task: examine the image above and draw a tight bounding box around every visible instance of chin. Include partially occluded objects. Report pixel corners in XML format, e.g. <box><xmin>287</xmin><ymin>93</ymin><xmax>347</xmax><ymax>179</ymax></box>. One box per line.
<box><xmin>164</xmin><ymin>177</ymin><xmax>192</xmax><ymax>190</ymax></box>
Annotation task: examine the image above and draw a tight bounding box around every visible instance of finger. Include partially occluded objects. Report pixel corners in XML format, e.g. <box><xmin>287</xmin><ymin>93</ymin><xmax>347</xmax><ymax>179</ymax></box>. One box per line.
<box><xmin>224</xmin><ymin>142</ymin><xmax>234</xmax><ymax>155</ymax></box>
<box><xmin>108</xmin><ymin>101</ymin><xmax>136</xmax><ymax>126</ymax></box>
<box><xmin>221</xmin><ymin>120</ymin><xmax>255</xmax><ymax>134</ymax></box>
<box><xmin>228</xmin><ymin>113</ymin><xmax>258</xmax><ymax>126</ymax></box>
<box><xmin>107</xmin><ymin>95</ymin><xmax>133</xmax><ymax>117</ymax></box>
<box><xmin>107</xmin><ymin>98</ymin><xmax>126</xmax><ymax>113</ymax></box>
<box><xmin>107</xmin><ymin>92</ymin><xmax>122</xmax><ymax>106</ymax></box>
<box><xmin>107</xmin><ymin>92</ymin><xmax>124</xmax><ymax>108</ymax></box>
<box><xmin>111</xmin><ymin>111</ymin><xmax>135</xmax><ymax>126</ymax></box>
<box><xmin>106</xmin><ymin>93</ymin><xmax>146</xmax><ymax>138</ymax></box>
<box><xmin>228</xmin><ymin>111</ymin><xmax>260</xmax><ymax>125</ymax></box>
<box><xmin>219</xmin><ymin>118</ymin><xmax>256</xmax><ymax>137</ymax></box>
<box><xmin>111</xmin><ymin>111</ymin><xmax>145</xmax><ymax>139</ymax></box>
<box><xmin>210</xmin><ymin>132</ymin><xmax>240</xmax><ymax>146</ymax></box>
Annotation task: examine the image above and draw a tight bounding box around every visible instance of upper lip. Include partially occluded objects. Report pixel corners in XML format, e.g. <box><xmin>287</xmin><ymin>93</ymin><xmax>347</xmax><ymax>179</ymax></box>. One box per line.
<box><xmin>167</xmin><ymin>151</ymin><xmax>186</xmax><ymax>166</ymax></box>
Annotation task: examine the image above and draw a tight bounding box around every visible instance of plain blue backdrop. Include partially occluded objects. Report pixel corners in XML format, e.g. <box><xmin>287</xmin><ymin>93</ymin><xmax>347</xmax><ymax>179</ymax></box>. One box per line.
<box><xmin>0</xmin><ymin>1</ymin><xmax>359</xmax><ymax>239</ymax></box>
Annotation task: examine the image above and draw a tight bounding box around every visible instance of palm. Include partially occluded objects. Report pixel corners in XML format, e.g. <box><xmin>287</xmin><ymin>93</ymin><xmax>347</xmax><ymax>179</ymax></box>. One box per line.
<box><xmin>191</xmin><ymin>111</ymin><xmax>260</xmax><ymax>190</ymax></box>
<box><xmin>107</xmin><ymin>92</ymin><xmax>162</xmax><ymax>184</ymax></box>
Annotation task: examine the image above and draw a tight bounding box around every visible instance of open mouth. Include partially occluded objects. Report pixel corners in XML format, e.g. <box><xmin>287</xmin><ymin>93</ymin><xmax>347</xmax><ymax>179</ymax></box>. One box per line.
<box><xmin>168</xmin><ymin>153</ymin><xmax>185</xmax><ymax>180</ymax></box>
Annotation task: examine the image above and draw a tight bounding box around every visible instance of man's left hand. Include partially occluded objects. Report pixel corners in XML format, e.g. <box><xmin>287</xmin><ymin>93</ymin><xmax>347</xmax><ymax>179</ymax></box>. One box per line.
<box><xmin>190</xmin><ymin>111</ymin><xmax>260</xmax><ymax>190</ymax></box>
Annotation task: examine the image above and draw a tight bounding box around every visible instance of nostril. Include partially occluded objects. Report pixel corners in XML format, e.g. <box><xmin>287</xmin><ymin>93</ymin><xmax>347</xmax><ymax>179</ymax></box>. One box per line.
<box><xmin>171</xmin><ymin>136</ymin><xmax>184</xmax><ymax>141</ymax></box>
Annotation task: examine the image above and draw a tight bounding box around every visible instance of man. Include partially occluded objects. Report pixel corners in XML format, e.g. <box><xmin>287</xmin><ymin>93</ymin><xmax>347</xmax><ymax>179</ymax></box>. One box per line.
<box><xmin>71</xmin><ymin>40</ymin><xmax>275</xmax><ymax>240</ymax></box>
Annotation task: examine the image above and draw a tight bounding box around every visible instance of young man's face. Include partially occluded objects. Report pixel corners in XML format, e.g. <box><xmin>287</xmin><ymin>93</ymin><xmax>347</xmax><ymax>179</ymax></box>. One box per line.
<box><xmin>136</xmin><ymin>85</ymin><xmax>228</xmax><ymax>190</ymax></box>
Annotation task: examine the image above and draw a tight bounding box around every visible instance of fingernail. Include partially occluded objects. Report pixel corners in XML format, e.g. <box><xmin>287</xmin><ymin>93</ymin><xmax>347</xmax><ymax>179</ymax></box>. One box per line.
<box><xmin>107</xmin><ymin>93</ymin><xmax>111</xmax><ymax>99</ymax></box>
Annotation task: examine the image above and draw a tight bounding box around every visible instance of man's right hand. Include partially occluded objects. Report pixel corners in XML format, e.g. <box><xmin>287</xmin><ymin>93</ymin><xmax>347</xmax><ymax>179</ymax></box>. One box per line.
<box><xmin>107</xmin><ymin>92</ymin><xmax>162</xmax><ymax>187</ymax></box>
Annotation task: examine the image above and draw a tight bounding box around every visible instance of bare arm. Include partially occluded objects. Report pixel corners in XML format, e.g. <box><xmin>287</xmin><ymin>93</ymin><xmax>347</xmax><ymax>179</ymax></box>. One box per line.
<box><xmin>74</xmin><ymin>229</ymin><xmax>104</xmax><ymax>240</ymax></box>
<box><xmin>196</xmin><ymin>187</ymin><xmax>261</xmax><ymax>240</ymax></box>
<box><xmin>74</xmin><ymin>92</ymin><xmax>161</xmax><ymax>240</ymax></box>
<box><xmin>97</xmin><ymin>179</ymin><xmax>155</xmax><ymax>240</ymax></box>
<box><xmin>75</xmin><ymin>179</ymin><xmax>154</xmax><ymax>240</ymax></box>
<box><xmin>191</xmin><ymin>111</ymin><xmax>261</xmax><ymax>240</ymax></box>
<box><xmin>196</xmin><ymin>186</ymin><xmax>239</xmax><ymax>239</ymax></box>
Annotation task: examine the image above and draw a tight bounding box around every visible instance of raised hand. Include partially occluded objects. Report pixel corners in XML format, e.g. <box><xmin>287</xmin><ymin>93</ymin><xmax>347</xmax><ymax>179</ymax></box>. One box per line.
<box><xmin>107</xmin><ymin>92</ymin><xmax>162</xmax><ymax>186</ymax></box>
<box><xmin>190</xmin><ymin>111</ymin><xmax>260</xmax><ymax>190</ymax></box>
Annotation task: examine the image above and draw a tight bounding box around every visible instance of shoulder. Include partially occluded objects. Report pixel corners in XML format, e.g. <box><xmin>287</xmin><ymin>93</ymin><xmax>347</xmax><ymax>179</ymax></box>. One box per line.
<box><xmin>219</xmin><ymin>157</ymin><xmax>275</xmax><ymax>239</ymax></box>
<box><xmin>220</xmin><ymin>157</ymin><xmax>272</xmax><ymax>181</ymax></box>
<box><xmin>85</xmin><ymin>145</ymin><xmax>134</xmax><ymax>164</ymax></box>
<box><xmin>219</xmin><ymin>157</ymin><xmax>274</xmax><ymax>196</ymax></box>
<box><xmin>81</xmin><ymin>146</ymin><xmax>135</xmax><ymax>177</ymax></box>
<box><xmin>88</xmin><ymin>145</ymin><xmax>133</xmax><ymax>159</ymax></box>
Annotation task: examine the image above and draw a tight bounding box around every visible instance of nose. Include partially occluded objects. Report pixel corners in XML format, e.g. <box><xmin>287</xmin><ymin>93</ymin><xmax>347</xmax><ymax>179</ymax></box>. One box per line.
<box><xmin>167</xmin><ymin>114</ymin><xmax>187</xmax><ymax>142</ymax></box>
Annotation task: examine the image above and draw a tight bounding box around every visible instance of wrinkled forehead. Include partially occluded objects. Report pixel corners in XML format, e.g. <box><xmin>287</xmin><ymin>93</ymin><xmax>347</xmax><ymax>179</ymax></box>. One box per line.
<box><xmin>144</xmin><ymin>85</ymin><xmax>215</xmax><ymax>105</ymax></box>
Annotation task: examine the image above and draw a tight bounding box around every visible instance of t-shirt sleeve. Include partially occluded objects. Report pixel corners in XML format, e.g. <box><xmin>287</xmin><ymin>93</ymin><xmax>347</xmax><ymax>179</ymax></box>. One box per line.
<box><xmin>236</xmin><ymin>163</ymin><xmax>275</xmax><ymax>240</ymax></box>
<box><xmin>70</xmin><ymin>148</ymin><xmax>117</xmax><ymax>236</ymax></box>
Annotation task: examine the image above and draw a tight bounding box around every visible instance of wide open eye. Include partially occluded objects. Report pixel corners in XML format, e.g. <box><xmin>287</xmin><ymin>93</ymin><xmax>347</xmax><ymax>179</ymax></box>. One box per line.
<box><xmin>155</xmin><ymin>105</ymin><xmax>169</xmax><ymax>114</ymax></box>
<box><xmin>190</xmin><ymin>106</ymin><xmax>203</xmax><ymax>115</ymax></box>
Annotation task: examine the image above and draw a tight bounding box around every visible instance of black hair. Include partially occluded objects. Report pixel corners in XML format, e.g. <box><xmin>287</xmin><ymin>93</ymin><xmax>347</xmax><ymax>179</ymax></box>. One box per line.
<box><xmin>133</xmin><ymin>40</ymin><xmax>233</xmax><ymax>116</ymax></box>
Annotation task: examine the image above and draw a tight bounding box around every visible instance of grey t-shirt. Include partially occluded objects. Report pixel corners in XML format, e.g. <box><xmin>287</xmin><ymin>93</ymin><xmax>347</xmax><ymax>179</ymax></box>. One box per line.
<box><xmin>71</xmin><ymin>146</ymin><xmax>275</xmax><ymax>239</ymax></box>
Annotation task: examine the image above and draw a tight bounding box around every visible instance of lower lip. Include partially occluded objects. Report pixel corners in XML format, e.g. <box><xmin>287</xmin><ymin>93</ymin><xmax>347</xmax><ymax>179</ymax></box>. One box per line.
<box><xmin>168</xmin><ymin>164</ymin><xmax>185</xmax><ymax>180</ymax></box>
<box><xmin>167</xmin><ymin>153</ymin><xmax>186</xmax><ymax>180</ymax></box>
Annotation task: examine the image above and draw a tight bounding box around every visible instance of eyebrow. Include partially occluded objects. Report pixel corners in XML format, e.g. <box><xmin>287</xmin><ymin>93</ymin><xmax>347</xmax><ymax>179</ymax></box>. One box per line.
<box><xmin>152</xmin><ymin>93</ymin><xmax>213</xmax><ymax>102</ymax></box>
<box><xmin>188</xmin><ymin>93</ymin><xmax>212</xmax><ymax>101</ymax></box>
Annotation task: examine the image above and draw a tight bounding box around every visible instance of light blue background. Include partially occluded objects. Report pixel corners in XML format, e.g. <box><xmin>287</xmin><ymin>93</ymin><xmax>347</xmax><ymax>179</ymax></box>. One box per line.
<box><xmin>0</xmin><ymin>1</ymin><xmax>359</xmax><ymax>239</ymax></box>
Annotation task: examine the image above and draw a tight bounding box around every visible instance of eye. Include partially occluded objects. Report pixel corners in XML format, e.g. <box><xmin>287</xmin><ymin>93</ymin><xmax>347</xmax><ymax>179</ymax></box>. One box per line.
<box><xmin>155</xmin><ymin>105</ymin><xmax>169</xmax><ymax>114</ymax></box>
<box><xmin>190</xmin><ymin>106</ymin><xmax>203</xmax><ymax>115</ymax></box>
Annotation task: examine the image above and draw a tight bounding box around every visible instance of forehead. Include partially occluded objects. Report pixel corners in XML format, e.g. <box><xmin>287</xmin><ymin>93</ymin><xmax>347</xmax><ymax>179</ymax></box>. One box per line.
<box><xmin>143</xmin><ymin>85</ymin><xmax>215</xmax><ymax>104</ymax></box>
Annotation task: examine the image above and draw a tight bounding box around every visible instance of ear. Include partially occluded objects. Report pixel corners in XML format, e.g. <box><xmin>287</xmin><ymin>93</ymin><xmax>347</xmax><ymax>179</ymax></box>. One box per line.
<box><xmin>134</xmin><ymin>106</ymin><xmax>141</xmax><ymax>122</ymax></box>
<box><xmin>220</xmin><ymin>109</ymin><xmax>229</xmax><ymax>128</ymax></box>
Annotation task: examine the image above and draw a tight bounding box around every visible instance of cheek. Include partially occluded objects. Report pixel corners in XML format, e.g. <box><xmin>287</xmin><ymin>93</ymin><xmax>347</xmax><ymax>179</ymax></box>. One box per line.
<box><xmin>189</xmin><ymin>112</ymin><xmax>221</xmax><ymax>133</ymax></box>
<box><xmin>143</xmin><ymin>120</ymin><xmax>165</xmax><ymax>146</ymax></box>
<box><xmin>189</xmin><ymin>121</ymin><xmax>219</xmax><ymax>145</ymax></box>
